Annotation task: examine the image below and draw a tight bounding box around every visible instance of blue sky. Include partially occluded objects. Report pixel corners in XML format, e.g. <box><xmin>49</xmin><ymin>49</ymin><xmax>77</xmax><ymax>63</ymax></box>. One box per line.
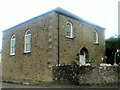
<box><xmin>0</xmin><ymin>0</ymin><xmax>119</xmax><ymax>50</ymax></box>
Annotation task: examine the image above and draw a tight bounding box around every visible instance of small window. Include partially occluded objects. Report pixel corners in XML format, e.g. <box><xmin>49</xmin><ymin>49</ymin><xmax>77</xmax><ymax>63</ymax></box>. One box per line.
<box><xmin>94</xmin><ymin>30</ymin><xmax>98</xmax><ymax>44</ymax></box>
<box><xmin>10</xmin><ymin>35</ymin><xmax>16</xmax><ymax>55</ymax></box>
<box><xmin>66</xmin><ymin>22</ymin><xmax>73</xmax><ymax>38</ymax></box>
<box><xmin>24</xmin><ymin>30</ymin><xmax>31</xmax><ymax>53</ymax></box>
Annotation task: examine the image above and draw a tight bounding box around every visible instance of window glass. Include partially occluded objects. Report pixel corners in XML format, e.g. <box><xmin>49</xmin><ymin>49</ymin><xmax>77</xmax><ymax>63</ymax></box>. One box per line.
<box><xmin>94</xmin><ymin>30</ymin><xmax>98</xmax><ymax>44</ymax></box>
<box><xmin>10</xmin><ymin>35</ymin><xmax>16</xmax><ymax>55</ymax></box>
<box><xmin>24</xmin><ymin>30</ymin><xmax>31</xmax><ymax>53</ymax></box>
<box><xmin>67</xmin><ymin>22</ymin><xmax>73</xmax><ymax>38</ymax></box>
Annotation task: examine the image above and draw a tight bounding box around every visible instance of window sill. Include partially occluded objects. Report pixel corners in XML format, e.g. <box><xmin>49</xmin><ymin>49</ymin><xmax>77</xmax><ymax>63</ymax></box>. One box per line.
<box><xmin>10</xmin><ymin>54</ymin><xmax>15</xmax><ymax>56</ymax></box>
<box><xmin>66</xmin><ymin>36</ymin><xmax>74</xmax><ymax>39</ymax></box>
<box><xmin>24</xmin><ymin>51</ymin><xmax>31</xmax><ymax>54</ymax></box>
<box><xmin>94</xmin><ymin>42</ymin><xmax>99</xmax><ymax>45</ymax></box>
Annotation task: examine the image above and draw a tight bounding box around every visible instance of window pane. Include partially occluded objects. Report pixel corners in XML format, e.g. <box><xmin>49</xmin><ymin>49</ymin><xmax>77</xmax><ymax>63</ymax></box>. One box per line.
<box><xmin>67</xmin><ymin>30</ymin><xmax>71</xmax><ymax>36</ymax></box>
<box><xmin>26</xmin><ymin>44</ymin><xmax>31</xmax><ymax>51</ymax></box>
<box><xmin>12</xmin><ymin>40</ymin><xmax>16</xmax><ymax>47</ymax></box>
<box><xmin>26</xmin><ymin>31</ymin><xmax>31</xmax><ymax>35</ymax></box>
<box><xmin>26</xmin><ymin>35</ymin><xmax>31</xmax><ymax>44</ymax></box>
<box><xmin>11</xmin><ymin>35</ymin><xmax>16</xmax><ymax>55</ymax></box>
<box><xmin>67</xmin><ymin>22</ymin><xmax>72</xmax><ymax>37</ymax></box>
<box><xmin>12</xmin><ymin>35</ymin><xmax>16</xmax><ymax>39</ymax></box>
<box><xmin>67</xmin><ymin>25</ymin><xmax>71</xmax><ymax>36</ymax></box>
<box><xmin>94</xmin><ymin>31</ymin><xmax>98</xmax><ymax>43</ymax></box>
<box><xmin>25</xmin><ymin>30</ymin><xmax>31</xmax><ymax>52</ymax></box>
<box><xmin>12</xmin><ymin>47</ymin><xmax>15</xmax><ymax>55</ymax></box>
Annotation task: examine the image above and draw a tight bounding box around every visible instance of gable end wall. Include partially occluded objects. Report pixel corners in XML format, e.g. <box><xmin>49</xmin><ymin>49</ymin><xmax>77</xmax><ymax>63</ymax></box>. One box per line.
<box><xmin>2</xmin><ymin>12</ymin><xmax>58</xmax><ymax>83</ymax></box>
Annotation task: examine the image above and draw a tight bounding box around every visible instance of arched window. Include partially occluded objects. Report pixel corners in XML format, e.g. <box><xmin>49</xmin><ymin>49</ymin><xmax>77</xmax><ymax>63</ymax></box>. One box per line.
<box><xmin>10</xmin><ymin>35</ymin><xmax>16</xmax><ymax>55</ymax></box>
<box><xmin>66</xmin><ymin>22</ymin><xmax>73</xmax><ymax>38</ymax></box>
<box><xmin>94</xmin><ymin>30</ymin><xmax>98</xmax><ymax>44</ymax></box>
<box><xmin>24</xmin><ymin>30</ymin><xmax>31</xmax><ymax>53</ymax></box>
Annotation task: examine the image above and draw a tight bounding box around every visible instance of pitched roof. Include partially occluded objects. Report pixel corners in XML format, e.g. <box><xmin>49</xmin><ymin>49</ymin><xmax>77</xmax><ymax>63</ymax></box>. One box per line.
<box><xmin>3</xmin><ymin>7</ymin><xmax>105</xmax><ymax>32</ymax></box>
<box><xmin>54</xmin><ymin>7</ymin><xmax>105</xmax><ymax>30</ymax></box>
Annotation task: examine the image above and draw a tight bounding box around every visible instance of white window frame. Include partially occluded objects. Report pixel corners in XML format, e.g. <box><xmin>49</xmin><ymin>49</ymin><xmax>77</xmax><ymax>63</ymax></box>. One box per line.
<box><xmin>10</xmin><ymin>35</ymin><xmax>16</xmax><ymax>55</ymax></box>
<box><xmin>94</xmin><ymin>30</ymin><xmax>99</xmax><ymax>44</ymax></box>
<box><xmin>24</xmin><ymin>30</ymin><xmax>31</xmax><ymax>53</ymax></box>
<box><xmin>66</xmin><ymin>21</ymin><xmax>73</xmax><ymax>38</ymax></box>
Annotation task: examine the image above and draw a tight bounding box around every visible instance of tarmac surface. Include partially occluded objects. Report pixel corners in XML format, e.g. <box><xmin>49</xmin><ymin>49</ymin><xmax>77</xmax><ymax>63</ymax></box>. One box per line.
<box><xmin>1</xmin><ymin>80</ymin><xmax>119</xmax><ymax>89</ymax></box>
<box><xmin>0</xmin><ymin>75</ymin><xmax>119</xmax><ymax>89</ymax></box>
<box><xmin>1</xmin><ymin>82</ymin><xmax>119</xmax><ymax>89</ymax></box>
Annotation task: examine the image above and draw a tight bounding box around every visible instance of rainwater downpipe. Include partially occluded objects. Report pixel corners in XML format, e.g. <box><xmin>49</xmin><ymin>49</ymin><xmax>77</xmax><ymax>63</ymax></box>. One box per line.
<box><xmin>57</xmin><ymin>13</ymin><xmax>60</xmax><ymax>65</ymax></box>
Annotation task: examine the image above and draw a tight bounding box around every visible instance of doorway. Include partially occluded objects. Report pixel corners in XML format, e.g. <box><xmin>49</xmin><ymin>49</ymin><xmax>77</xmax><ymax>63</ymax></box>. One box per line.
<box><xmin>79</xmin><ymin>48</ymin><xmax>89</xmax><ymax>65</ymax></box>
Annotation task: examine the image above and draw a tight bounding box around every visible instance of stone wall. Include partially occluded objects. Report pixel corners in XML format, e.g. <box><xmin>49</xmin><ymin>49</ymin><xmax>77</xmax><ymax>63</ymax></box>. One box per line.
<box><xmin>118</xmin><ymin>65</ymin><xmax>120</xmax><ymax>85</ymax></box>
<box><xmin>2</xmin><ymin>9</ymin><xmax>105</xmax><ymax>83</ymax></box>
<box><xmin>52</xmin><ymin>65</ymin><xmax>118</xmax><ymax>85</ymax></box>
<box><xmin>2</xmin><ymin>12</ymin><xmax>58</xmax><ymax>82</ymax></box>
<box><xmin>58</xmin><ymin>14</ymin><xmax>105</xmax><ymax>65</ymax></box>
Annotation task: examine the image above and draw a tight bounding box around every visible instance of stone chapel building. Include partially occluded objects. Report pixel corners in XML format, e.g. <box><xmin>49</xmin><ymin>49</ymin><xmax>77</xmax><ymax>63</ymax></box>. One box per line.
<box><xmin>2</xmin><ymin>7</ymin><xmax>105</xmax><ymax>82</ymax></box>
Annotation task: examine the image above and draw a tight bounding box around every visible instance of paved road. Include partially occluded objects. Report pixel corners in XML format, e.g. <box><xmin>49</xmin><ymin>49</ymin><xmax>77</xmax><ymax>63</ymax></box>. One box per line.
<box><xmin>0</xmin><ymin>75</ymin><xmax>119</xmax><ymax>89</ymax></box>
<box><xmin>1</xmin><ymin>81</ymin><xmax>119</xmax><ymax>88</ymax></box>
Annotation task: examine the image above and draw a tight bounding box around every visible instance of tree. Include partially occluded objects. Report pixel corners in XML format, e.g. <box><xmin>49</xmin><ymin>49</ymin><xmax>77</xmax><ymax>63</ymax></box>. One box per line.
<box><xmin>105</xmin><ymin>36</ymin><xmax>120</xmax><ymax>64</ymax></box>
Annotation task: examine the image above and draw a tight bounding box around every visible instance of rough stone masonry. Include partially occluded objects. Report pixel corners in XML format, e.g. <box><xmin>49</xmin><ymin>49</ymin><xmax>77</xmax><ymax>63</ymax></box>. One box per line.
<box><xmin>2</xmin><ymin>7</ymin><xmax>105</xmax><ymax>83</ymax></box>
<box><xmin>52</xmin><ymin>65</ymin><xmax>118</xmax><ymax>85</ymax></box>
